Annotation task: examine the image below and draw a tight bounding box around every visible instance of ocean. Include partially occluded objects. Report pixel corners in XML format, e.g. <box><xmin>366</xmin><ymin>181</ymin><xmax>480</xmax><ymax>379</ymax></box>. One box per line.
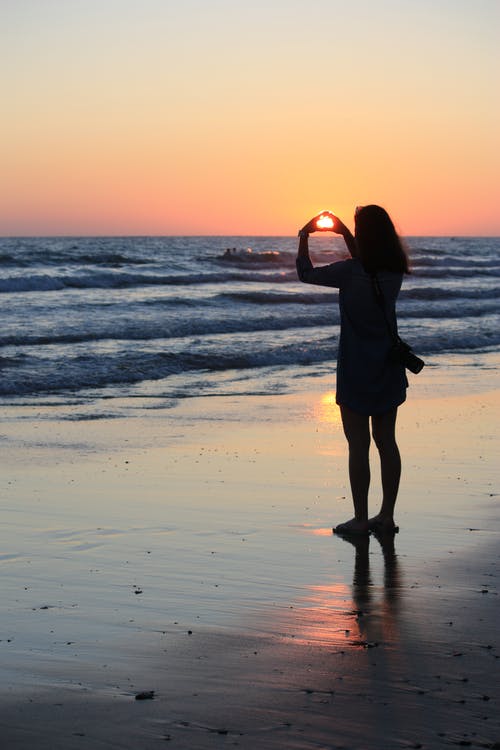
<box><xmin>0</xmin><ymin>235</ymin><xmax>499</xmax><ymax>413</ymax></box>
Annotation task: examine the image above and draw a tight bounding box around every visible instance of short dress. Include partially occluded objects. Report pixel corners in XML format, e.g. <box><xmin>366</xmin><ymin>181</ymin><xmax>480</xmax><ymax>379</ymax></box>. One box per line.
<box><xmin>297</xmin><ymin>256</ymin><xmax>408</xmax><ymax>415</ymax></box>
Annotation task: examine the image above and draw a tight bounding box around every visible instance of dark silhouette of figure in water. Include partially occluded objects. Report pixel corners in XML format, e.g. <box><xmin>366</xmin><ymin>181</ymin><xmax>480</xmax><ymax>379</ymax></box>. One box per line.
<box><xmin>297</xmin><ymin>206</ymin><xmax>410</xmax><ymax>535</ymax></box>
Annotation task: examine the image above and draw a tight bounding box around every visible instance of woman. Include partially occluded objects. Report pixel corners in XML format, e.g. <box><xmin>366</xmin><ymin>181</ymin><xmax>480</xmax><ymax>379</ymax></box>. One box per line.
<box><xmin>296</xmin><ymin>205</ymin><xmax>409</xmax><ymax>535</ymax></box>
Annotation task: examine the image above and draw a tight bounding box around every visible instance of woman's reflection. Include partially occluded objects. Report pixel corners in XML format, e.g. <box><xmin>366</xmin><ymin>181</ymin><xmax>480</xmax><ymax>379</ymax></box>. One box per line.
<box><xmin>337</xmin><ymin>529</ymin><xmax>402</xmax><ymax>648</ymax></box>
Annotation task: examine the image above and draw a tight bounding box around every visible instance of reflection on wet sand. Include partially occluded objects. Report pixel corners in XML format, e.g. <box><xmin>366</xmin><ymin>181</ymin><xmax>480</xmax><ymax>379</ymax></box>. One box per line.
<box><xmin>315</xmin><ymin>391</ymin><xmax>342</xmax><ymax>426</ymax></box>
<box><xmin>350</xmin><ymin>531</ymin><xmax>402</xmax><ymax>648</ymax></box>
<box><xmin>287</xmin><ymin>531</ymin><xmax>403</xmax><ymax>651</ymax></box>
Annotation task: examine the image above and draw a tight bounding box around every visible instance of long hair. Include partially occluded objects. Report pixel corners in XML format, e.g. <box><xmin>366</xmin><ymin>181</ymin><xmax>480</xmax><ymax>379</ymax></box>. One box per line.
<box><xmin>354</xmin><ymin>205</ymin><xmax>409</xmax><ymax>274</ymax></box>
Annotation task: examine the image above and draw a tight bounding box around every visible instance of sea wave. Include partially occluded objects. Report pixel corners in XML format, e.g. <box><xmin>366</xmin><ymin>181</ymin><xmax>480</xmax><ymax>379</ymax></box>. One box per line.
<box><xmin>411</xmin><ymin>253</ymin><xmax>500</xmax><ymax>269</ymax></box>
<box><xmin>0</xmin><ymin>310</ymin><xmax>339</xmax><ymax>347</ymax></box>
<box><xmin>412</xmin><ymin>266</ymin><xmax>500</xmax><ymax>279</ymax></box>
<box><xmin>0</xmin><ymin>251</ymin><xmax>155</xmax><ymax>268</ymax></box>
<box><xmin>399</xmin><ymin>286</ymin><xmax>500</xmax><ymax>300</ymax></box>
<box><xmin>3</xmin><ymin>265</ymin><xmax>499</xmax><ymax>295</ymax></box>
<box><xmin>0</xmin><ymin>269</ymin><xmax>298</xmax><ymax>294</ymax></box>
<box><xmin>1</xmin><ymin>322</ymin><xmax>498</xmax><ymax>397</ymax></box>
<box><xmin>1</xmin><ymin>293</ymin><xmax>497</xmax><ymax>348</ymax></box>
<box><xmin>218</xmin><ymin>290</ymin><xmax>328</xmax><ymax>305</ymax></box>
<box><xmin>219</xmin><ymin>286</ymin><xmax>500</xmax><ymax>305</ymax></box>
<box><xmin>1</xmin><ymin>235</ymin><xmax>498</xmax><ymax>402</ymax></box>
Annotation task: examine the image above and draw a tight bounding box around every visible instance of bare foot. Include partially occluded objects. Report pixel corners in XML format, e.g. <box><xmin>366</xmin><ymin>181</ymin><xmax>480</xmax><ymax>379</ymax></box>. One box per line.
<box><xmin>368</xmin><ymin>514</ymin><xmax>399</xmax><ymax>533</ymax></box>
<box><xmin>333</xmin><ymin>518</ymin><xmax>369</xmax><ymax>536</ymax></box>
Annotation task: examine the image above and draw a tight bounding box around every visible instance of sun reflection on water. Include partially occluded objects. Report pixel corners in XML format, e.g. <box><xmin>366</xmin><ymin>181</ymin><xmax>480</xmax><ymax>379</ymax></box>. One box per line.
<box><xmin>315</xmin><ymin>391</ymin><xmax>342</xmax><ymax>426</ymax></box>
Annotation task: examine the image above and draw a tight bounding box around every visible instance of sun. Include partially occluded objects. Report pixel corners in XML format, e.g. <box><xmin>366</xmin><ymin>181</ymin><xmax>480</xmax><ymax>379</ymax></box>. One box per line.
<box><xmin>316</xmin><ymin>214</ymin><xmax>334</xmax><ymax>230</ymax></box>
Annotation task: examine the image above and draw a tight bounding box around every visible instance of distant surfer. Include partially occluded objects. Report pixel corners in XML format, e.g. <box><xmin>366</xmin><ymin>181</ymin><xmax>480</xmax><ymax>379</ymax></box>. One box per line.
<box><xmin>297</xmin><ymin>206</ymin><xmax>410</xmax><ymax>535</ymax></box>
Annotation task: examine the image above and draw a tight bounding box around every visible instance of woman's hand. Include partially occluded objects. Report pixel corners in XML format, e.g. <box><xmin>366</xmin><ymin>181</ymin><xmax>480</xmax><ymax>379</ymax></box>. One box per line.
<box><xmin>331</xmin><ymin>216</ymin><xmax>350</xmax><ymax>236</ymax></box>
<box><xmin>298</xmin><ymin>210</ymin><xmax>357</xmax><ymax>259</ymax></box>
<box><xmin>299</xmin><ymin>211</ymin><xmax>337</xmax><ymax>236</ymax></box>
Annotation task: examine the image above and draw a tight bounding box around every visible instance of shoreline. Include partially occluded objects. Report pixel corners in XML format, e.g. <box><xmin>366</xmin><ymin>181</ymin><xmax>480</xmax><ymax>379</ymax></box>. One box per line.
<box><xmin>0</xmin><ymin>380</ymin><xmax>498</xmax><ymax>748</ymax></box>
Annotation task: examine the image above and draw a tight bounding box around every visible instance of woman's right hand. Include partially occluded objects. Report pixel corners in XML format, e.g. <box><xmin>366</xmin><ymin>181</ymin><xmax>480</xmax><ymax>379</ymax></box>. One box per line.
<box><xmin>331</xmin><ymin>216</ymin><xmax>349</xmax><ymax>236</ymax></box>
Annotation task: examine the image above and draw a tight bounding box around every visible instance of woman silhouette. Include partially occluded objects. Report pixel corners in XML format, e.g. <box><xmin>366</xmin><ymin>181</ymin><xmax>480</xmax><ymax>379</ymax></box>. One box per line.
<box><xmin>297</xmin><ymin>206</ymin><xmax>409</xmax><ymax>535</ymax></box>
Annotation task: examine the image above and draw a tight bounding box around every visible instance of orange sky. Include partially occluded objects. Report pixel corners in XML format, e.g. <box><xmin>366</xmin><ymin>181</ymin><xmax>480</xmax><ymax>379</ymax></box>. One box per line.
<box><xmin>1</xmin><ymin>0</ymin><xmax>499</xmax><ymax>236</ymax></box>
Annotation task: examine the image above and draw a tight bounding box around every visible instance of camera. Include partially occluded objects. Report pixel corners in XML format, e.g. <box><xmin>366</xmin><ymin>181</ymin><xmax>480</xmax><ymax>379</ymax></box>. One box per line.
<box><xmin>403</xmin><ymin>348</ymin><xmax>425</xmax><ymax>374</ymax></box>
<box><xmin>390</xmin><ymin>338</ymin><xmax>425</xmax><ymax>374</ymax></box>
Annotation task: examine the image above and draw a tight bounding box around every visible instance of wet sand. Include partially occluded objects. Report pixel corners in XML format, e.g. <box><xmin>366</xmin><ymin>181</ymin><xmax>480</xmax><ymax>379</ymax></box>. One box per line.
<box><xmin>0</xmin><ymin>377</ymin><xmax>499</xmax><ymax>748</ymax></box>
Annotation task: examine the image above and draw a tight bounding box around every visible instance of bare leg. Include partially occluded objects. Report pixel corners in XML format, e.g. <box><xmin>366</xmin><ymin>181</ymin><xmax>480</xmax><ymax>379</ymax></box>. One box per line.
<box><xmin>335</xmin><ymin>405</ymin><xmax>370</xmax><ymax>534</ymax></box>
<box><xmin>370</xmin><ymin>407</ymin><xmax>401</xmax><ymax>531</ymax></box>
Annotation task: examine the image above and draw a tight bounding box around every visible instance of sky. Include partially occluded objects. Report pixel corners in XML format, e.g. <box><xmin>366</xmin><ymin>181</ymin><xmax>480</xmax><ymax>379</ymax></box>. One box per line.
<box><xmin>1</xmin><ymin>0</ymin><xmax>499</xmax><ymax>236</ymax></box>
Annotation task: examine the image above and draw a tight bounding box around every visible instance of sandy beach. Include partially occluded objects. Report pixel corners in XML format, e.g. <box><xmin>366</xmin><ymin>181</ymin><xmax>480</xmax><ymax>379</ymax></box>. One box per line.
<box><xmin>1</xmin><ymin>366</ymin><xmax>499</xmax><ymax>749</ymax></box>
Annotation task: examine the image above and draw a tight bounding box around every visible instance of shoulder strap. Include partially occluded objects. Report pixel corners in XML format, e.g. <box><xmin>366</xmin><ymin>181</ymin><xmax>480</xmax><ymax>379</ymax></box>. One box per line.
<box><xmin>370</xmin><ymin>273</ymin><xmax>399</xmax><ymax>344</ymax></box>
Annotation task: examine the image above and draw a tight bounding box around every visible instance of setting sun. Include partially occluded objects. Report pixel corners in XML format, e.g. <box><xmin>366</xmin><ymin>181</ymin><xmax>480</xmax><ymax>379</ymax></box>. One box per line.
<box><xmin>316</xmin><ymin>214</ymin><xmax>335</xmax><ymax>230</ymax></box>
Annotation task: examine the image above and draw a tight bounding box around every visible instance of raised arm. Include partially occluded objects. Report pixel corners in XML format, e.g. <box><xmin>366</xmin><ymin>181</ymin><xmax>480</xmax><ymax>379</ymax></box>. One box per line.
<box><xmin>333</xmin><ymin>218</ymin><xmax>357</xmax><ymax>258</ymax></box>
<box><xmin>296</xmin><ymin>212</ymin><xmax>331</xmax><ymax>273</ymax></box>
<box><xmin>297</xmin><ymin>219</ymin><xmax>314</xmax><ymax>263</ymax></box>
<box><xmin>296</xmin><ymin>212</ymin><xmax>350</xmax><ymax>288</ymax></box>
